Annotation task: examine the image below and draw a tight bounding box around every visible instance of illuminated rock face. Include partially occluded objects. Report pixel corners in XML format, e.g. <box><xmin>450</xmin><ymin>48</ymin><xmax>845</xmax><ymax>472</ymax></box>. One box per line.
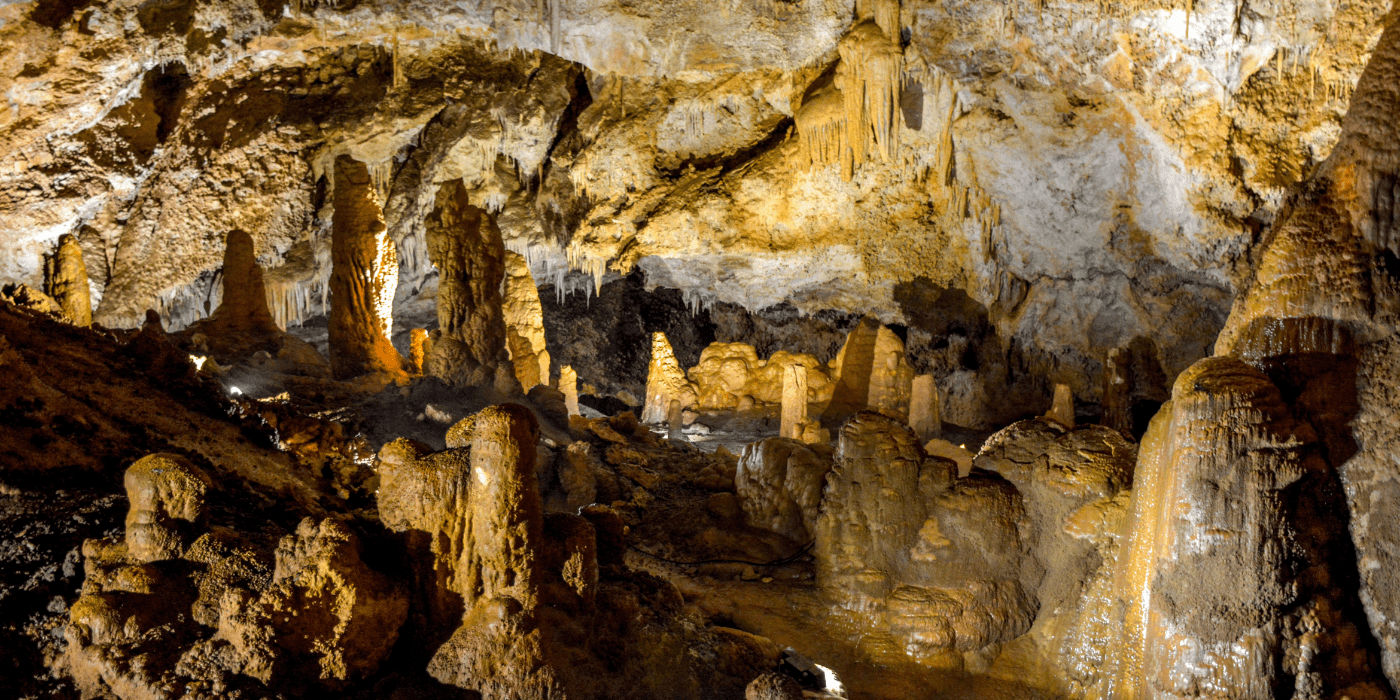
<box><xmin>329</xmin><ymin>156</ymin><xmax>407</xmax><ymax>380</ymax></box>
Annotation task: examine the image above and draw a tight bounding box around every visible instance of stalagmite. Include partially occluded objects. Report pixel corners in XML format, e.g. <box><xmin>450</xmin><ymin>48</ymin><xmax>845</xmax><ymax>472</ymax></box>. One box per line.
<box><xmin>45</xmin><ymin>233</ymin><xmax>91</xmax><ymax>327</ymax></box>
<box><xmin>667</xmin><ymin>398</ymin><xmax>684</xmax><ymax>441</ymax></box>
<box><xmin>641</xmin><ymin>331</ymin><xmax>695</xmax><ymax>424</ymax></box>
<box><xmin>328</xmin><ymin>155</ymin><xmax>409</xmax><ymax>380</ymax></box>
<box><xmin>1101</xmin><ymin>346</ymin><xmax>1131</xmax><ymax>434</ymax></box>
<box><xmin>424</xmin><ymin>179</ymin><xmax>508</xmax><ymax>369</ymax></box>
<box><xmin>823</xmin><ymin>315</ymin><xmax>914</xmax><ymax>422</ymax></box>
<box><xmin>409</xmin><ymin>327</ymin><xmax>429</xmax><ymax>375</ymax></box>
<box><xmin>780</xmin><ymin>363</ymin><xmax>808</xmax><ymax>439</ymax></box>
<box><xmin>503</xmin><ymin>250</ymin><xmax>550</xmax><ymax>391</ymax></box>
<box><xmin>559</xmin><ymin>365</ymin><xmax>579</xmax><ymax>416</ymax></box>
<box><xmin>1045</xmin><ymin>383</ymin><xmax>1074</xmax><ymax>428</ymax></box>
<box><xmin>201</xmin><ymin>230</ymin><xmax>280</xmax><ymax>337</ymax></box>
<box><xmin>909</xmin><ymin>373</ymin><xmax>941</xmax><ymax>441</ymax></box>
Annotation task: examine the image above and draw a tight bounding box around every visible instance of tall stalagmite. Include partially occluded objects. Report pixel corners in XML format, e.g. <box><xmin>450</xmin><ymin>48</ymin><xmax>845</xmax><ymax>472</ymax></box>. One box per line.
<box><xmin>203</xmin><ymin>230</ymin><xmax>280</xmax><ymax>336</ymax></box>
<box><xmin>909</xmin><ymin>374</ymin><xmax>941</xmax><ymax>441</ymax></box>
<box><xmin>45</xmin><ymin>233</ymin><xmax>91</xmax><ymax>327</ymax></box>
<box><xmin>424</xmin><ymin>180</ymin><xmax>508</xmax><ymax>368</ymax></box>
<box><xmin>503</xmin><ymin>251</ymin><xmax>550</xmax><ymax>391</ymax></box>
<box><xmin>642</xmin><ymin>331</ymin><xmax>695</xmax><ymax>424</ymax></box>
<box><xmin>329</xmin><ymin>155</ymin><xmax>408</xmax><ymax>380</ymax></box>
<box><xmin>780</xmin><ymin>363</ymin><xmax>808</xmax><ymax>439</ymax></box>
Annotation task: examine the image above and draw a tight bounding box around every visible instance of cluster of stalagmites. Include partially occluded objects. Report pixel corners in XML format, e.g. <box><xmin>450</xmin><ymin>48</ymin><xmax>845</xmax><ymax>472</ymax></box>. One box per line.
<box><xmin>62</xmin><ymin>404</ymin><xmax>781</xmax><ymax>699</ymax></box>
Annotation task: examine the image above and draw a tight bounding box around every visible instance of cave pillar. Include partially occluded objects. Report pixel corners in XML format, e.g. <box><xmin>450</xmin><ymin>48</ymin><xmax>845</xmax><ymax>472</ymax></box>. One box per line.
<box><xmin>45</xmin><ymin>234</ymin><xmax>91</xmax><ymax>327</ymax></box>
<box><xmin>424</xmin><ymin>179</ymin><xmax>507</xmax><ymax>369</ymax></box>
<box><xmin>780</xmin><ymin>363</ymin><xmax>808</xmax><ymax>439</ymax></box>
<box><xmin>329</xmin><ymin>155</ymin><xmax>408</xmax><ymax>380</ymax></box>
<box><xmin>909</xmin><ymin>374</ymin><xmax>941</xmax><ymax>441</ymax></box>
<box><xmin>503</xmin><ymin>250</ymin><xmax>550</xmax><ymax>391</ymax></box>
<box><xmin>641</xmin><ymin>331</ymin><xmax>694</xmax><ymax>424</ymax></box>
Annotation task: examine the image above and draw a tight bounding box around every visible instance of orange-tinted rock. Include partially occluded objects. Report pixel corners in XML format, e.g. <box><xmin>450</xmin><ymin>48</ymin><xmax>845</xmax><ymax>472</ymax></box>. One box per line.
<box><xmin>425</xmin><ymin>179</ymin><xmax>508</xmax><ymax>370</ymax></box>
<box><xmin>328</xmin><ymin>155</ymin><xmax>408</xmax><ymax>380</ymax></box>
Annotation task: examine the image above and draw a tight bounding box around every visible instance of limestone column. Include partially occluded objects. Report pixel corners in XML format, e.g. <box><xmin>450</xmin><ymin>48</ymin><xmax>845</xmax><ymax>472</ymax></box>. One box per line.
<box><xmin>424</xmin><ymin>179</ymin><xmax>507</xmax><ymax>367</ymax></box>
<box><xmin>780</xmin><ymin>363</ymin><xmax>808</xmax><ymax>439</ymax></box>
<box><xmin>641</xmin><ymin>331</ymin><xmax>693</xmax><ymax>424</ymax></box>
<box><xmin>1101</xmin><ymin>347</ymin><xmax>1131</xmax><ymax>434</ymax></box>
<box><xmin>559</xmin><ymin>365</ymin><xmax>579</xmax><ymax>416</ymax></box>
<box><xmin>46</xmin><ymin>233</ymin><xmax>91</xmax><ymax>327</ymax></box>
<box><xmin>205</xmin><ymin>230</ymin><xmax>280</xmax><ymax>335</ymax></box>
<box><xmin>503</xmin><ymin>251</ymin><xmax>550</xmax><ymax>391</ymax></box>
<box><xmin>909</xmin><ymin>374</ymin><xmax>941</xmax><ymax>441</ymax></box>
<box><xmin>329</xmin><ymin>155</ymin><xmax>408</xmax><ymax>380</ymax></box>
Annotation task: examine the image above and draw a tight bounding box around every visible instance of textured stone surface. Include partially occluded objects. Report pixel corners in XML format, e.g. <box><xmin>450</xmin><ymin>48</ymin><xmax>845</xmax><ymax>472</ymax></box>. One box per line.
<box><xmin>329</xmin><ymin>156</ymin><xmax>408</xmax><ymax>380</ymax></box>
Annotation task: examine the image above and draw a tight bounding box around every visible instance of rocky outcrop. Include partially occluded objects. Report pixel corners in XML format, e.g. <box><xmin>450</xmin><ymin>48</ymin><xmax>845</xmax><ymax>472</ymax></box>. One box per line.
<box><xmin>823</xmin><ymin>316</ymin><xmax>913</xmax><ymax>423</ymax></box>
<box><xmin>641</xmin><ymin>331</ymin><xmax>696</xmax><ymax>424</ymax></box>
<box><xmin>814</xmin><ymin>411</ymin><xmax>1035</xmax><ymax>671</ymax></box>
<box><xmin>734</xmin><ymin>437</ymin><xmax>833</xmax><ymax>544</ymax></box>
<box><xmin>1061</xmin><ymin>358</ymin><xmax>1389</xmax><ymax>699</ymax></box>
<box><xmin>374</xmin><ymin>404</ymin><xmax>779</xmax><ymax>699</ymax></box>
<box><xmin>65</xmin><ymin>454</ymin><xmax>406</xmax><ymax>698</ymax></box>
<box><xmin>689</xmin><ymin>342</ymin><xmax>833</xmax><ymax>413</ymax></box>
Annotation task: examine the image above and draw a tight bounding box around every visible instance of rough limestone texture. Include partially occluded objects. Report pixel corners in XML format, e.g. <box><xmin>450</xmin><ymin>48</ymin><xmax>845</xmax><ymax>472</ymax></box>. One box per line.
<box><xmin>1060</xmin><ymin>358</ymin><xmax>1390</xmax><ymax>699</ymax></box>
<box><xmin>973</xmin><ymin>420</ymin><xmax>1135</xmax><ymax>672</ymax></box>
<box><xmin>123</xmin><ymin>453</ymin><xmax>213</xmax><ymax>563</ymax></box>
<box><xmin>689</xmin><ymin>342</ymin><xmax>833</xmax><ymax>412</ymax></box>
<box><xmin>329</xmin><ymin>155</ymin><xmax>408</xmax><ymax>380</ymax></box>
<box><xmin>425</xmin><ymin>180</ymin><xmax>509</xmax><ymax>370</ymax></box>
<box><xmin>642</xmin><ymin>332</ymin><xmax>697</xmax><ymax>424</ymax></box>
<box><xmin>504</xmin><ymin>250</ymin><xmax>551</xmax><ymax>391</ymax></box>
<box><xmin>45</xmin><ymin>233</ymin><xmax>91</xmax><ymax>327</ymax></box>
<box><xmin>375</xmin><ymin>437</ymin><xmax>475</xmax><ymax>647</ymax></box>
<box><xmin>1204</xmin><ymin>7</ymin><xmax>1400</xmax><ymax>690</ymax></box>
<box><xmin>823</xmin><ymin>316</ymin><xmax>914</xmax><ymax>422</ymax></box>
<box><xmin>217</xmin><ymin>517</ymin><xmax>409</xmax><ymax>684</ymax></box>
<box><xmin>815</xmin><ymin>411</ymin><xmax>1034</xmax><ymax>671</ymax></box>
<box><xmin>734</xmin><ymin>437</ymin><xmax>833</xmax><ymax>543</ymax></box>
